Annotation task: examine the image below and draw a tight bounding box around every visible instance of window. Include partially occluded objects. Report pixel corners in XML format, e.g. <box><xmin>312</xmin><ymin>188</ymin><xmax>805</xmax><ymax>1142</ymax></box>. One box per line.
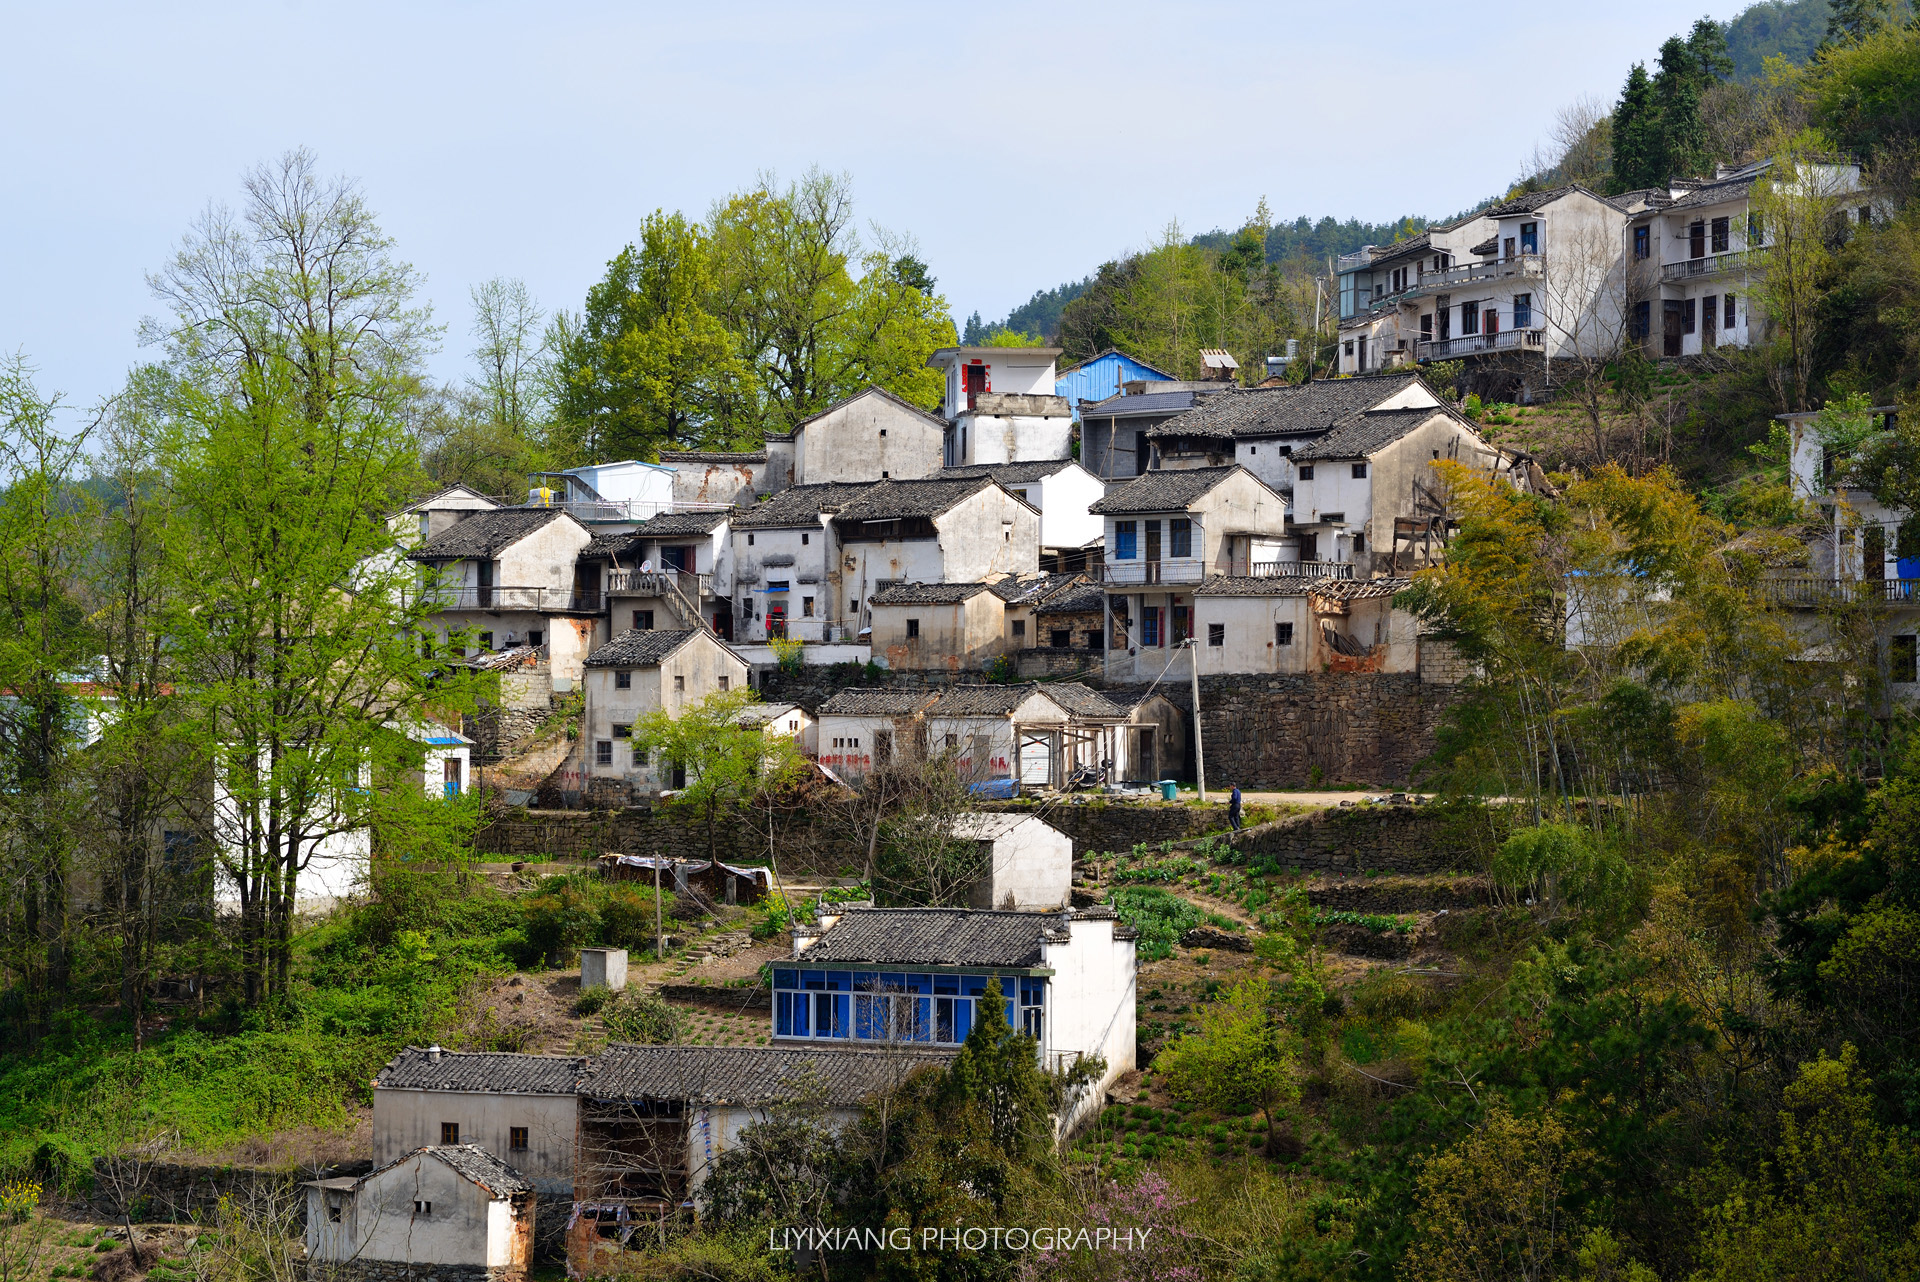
<box><xmin>1513</xmin><ymin>293</ymin><xmax>1532</xmax><ymax>328</ymax></box>
<box><xmin>879</xmin><ymin>427</ymin><xmax>887</xmax><ymax>436</ymax></box>
<box><xmin>1352</xmin><ymin>463</ymin><xmax>1368</xmax><ymax>479</ymax></box>
<box><xmin>1051</xmin><ymin>629</ymin><xmax>1071</xmax><ymax>647</ymax></box>
<box><xmin>1711</xmin><ymin>216</ymin><xmax>1730</xmax><ymax>252</ymax></box>
<box><xmin>1297</xmin><ymin>465</ymin><xmax>1315</xmax><ymax>481</ymax></box>
<box><xmin>509</xmin><ymin>1127</ymin><xmax>529</xmax><ymax>1151</ymax></box>
<box><xmin>440</xmin><ymin>1122</ymin><xmax>459</xmax><ymax>1145</ymax></box>
<box><xmin>850</xmin><ymin>598</ymin><xmax>860</xmax><ymax>613</ymax></box>
<box><xmin>1420</xmin><ymin>313</ymin><xmax>1433</xmax><ymax>341</ymax></box>
<box><xmin>612</xmin><ymin>723</ymin><xmax>630</xmax><ymax>739</ymax></box>
<box><xmin>767</xmin><ymin>580</ymin><xmax>790</xmax><ymax>592</ymax></box>
<box><xmin>945</xmin><ymin>734</ymin><xmax>958</xmax><ymax>748</ymax></box>
<box><xmin>1343</xmin><ymin>341</ymin><xmax>1354</xmax><ymax>359</ymax></box>
<box><xmin>801</xmin><ymin>532</ymin><xmax>809</xmax><ymax>544</ymax></box>
<box><xmin>1519</xmin><ymin>222</ymin><xmax>1538</xmax><ymax>254</ymax></box>
<box><xmin>1142</xmin><ymin>607</ymin><xmax>1163</xmax><ymax>647</ymax></box>
<box><xmin>718</xmin><ymin>675</ymin><xmax>729</xmax><ymax>691</ymax></box>
<box><xmin>1276</xmin><ymin>622</ymin><xmax>1294</xmax><ymax>646</ymax></box>
<box><xmin>1085</xmin><ymin>630</ymin><xmax>1101</xmax><ymax>649</ymax></box>
<box><xmin>747</xmin><ymin>533</ymin><xmax>755</xmax><ymax>545</ymax></box>
<box><xmin>529</xmin><ymin>630</ymin><xmax>543</xmax><ymax>646</ymax></box>
<box><xmin>1682</xmin><ymin>298</ymin><xmax>1696</xmax><ymax>335</ymax></box>
<box><xmin>1748</xmin><ymin>212</ymin><xmax>1764</xmax><ymax>244</ymax></box>
<box><xmin>1859</xmin><ymin>205</ymin><xmax>1873</xmax><ymax>227</ymax></box>
<box><xmin>673</xmin><ymin>675</ymin><xmax>685</xmax><ymax>693</ymax></box>
<box><xmin>1208</xmin><ymin>622</ymin><xmax>1225</xmax><ymax>647</ymax></box>
<box><xmin>1633</xmin><ymin>226</ymin><xmax>1650</xmax><ymax>259</ymax></box>
<box><xmin>1703</xmin><ymin>294</ymin><xmax>1718</xmax><ymax>339</ymax></box>
<box><xmin>1012</xmin><ymin>620</ymin><xmax>1025</xmax><ymax>637</ymax></box>
<box><xmin>1115</xmin><ymin>520</ymin><xmax>1138</xmax><ymax>559</ymax></box>
<box><xmin>906</xmin><ymin>618</ymin><xmax>920</xmax><ymax>639</ymax></box>
<box><xmin>595</xmin><ymin>741</ymin><xmax>612</xmax><ymax>766</ymax></box>
<box><xmin>477</xmin><ymin>631</ymin><xmax>493</xmax><ymax>650</ymax></box>
<box><xmin>327</xmin><ymin>1197</ymin><xmax>343</xmax><ymax>1223</ymax></box>
<box><xmin>1894</xmin><ymin>635</ymin><xmax>1918</xmax><ymax>683</ymax></box>
<box><xmin>1321</xmin><ymin>512</ymin><xmax>1346</xmax><ymax>524</ymax></box>
<box><xmin>414</xmin><ymin>1201</ymin><xmax>432</xmax><ymax>1217</ymax></box>
<box><xmin>802</xmin><ymin>596</ymin><xmax>815</xmax><ymax>617</ymax></box>
<box><xmin>1460</xmin><ymin>301</ymin><xmax>1479</xmax><ymax>335</ymax></box>
<box><xmin>1689</xmin><ymin>219</ymin><xmax>1706</xmax><ymax>258</ymax></box>
<box><xmin>882</xmin><ymin>471</ymin><xmax>889</xmax><ymax>478</ymax></box>
<box><xmin>1484</xmin><ymin>307</ymin><xmax>1499</xmax><ymax>335</ymax></box>
<box><xmin>615</xmin><ymin>670</ymin><xmax>631</xmax><ymax>689</ymax></box>
<box><xmin>1503</xmin><ymin>237</ymin><xmax>1515</xmax><ymax>259</ymax></box>
<box><xmin>1169</xmin><ymin>518</ymin><xmax>1191</xmax><ymax>558</ymax></box>
<box><xmin>1354</xmin><ymin>532</ymin><xmax>1366</xmax><ymax>553</ymax></box>
<box><xmin>1725</xmin><ymin>293</ymin><xmax>1736</xmax><ymax>329</ymax></box>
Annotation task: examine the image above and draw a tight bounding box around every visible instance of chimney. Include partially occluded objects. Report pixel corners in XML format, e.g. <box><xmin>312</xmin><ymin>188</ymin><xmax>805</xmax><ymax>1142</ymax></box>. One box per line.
<box><xmin>426</xmin><ymin>1045</ymin><xmax>442</xmax><ymax>1063</ymax></box>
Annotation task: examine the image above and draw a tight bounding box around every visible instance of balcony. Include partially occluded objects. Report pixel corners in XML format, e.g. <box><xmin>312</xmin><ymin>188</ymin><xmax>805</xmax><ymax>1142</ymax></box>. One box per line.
<box><xmin>1660</xmin><ymin>248</ymin><xmax>1756</xmax><ymax>282</ymax></box>
<box><xmin>1247</xmin><ymin>561</ymin><xmax>1355</xmax><ymax>579</ymax></box>
<box><xmin>422</xmin><ymin>587</ymin><xmax>604</xmax><ymax>613</ymax></box>
<box><xmin>1409</xmin><ymin>253</ymin><xmax>1544</xmax><ymax>296</ymax></box>
<box><xmin>1098</xmin><ymin>560</ymin><xmax>1207</xmax><ymax>586</ymax></box>
<box><xmin>1418</xmin><ymin>327</ymin><xmax>1546</xmax><ymax>361</ymax></box>
<box><xmin>606</xmin><ymin>569</ymin><xmax>712</xmax><ymax>599</ymax></box>
<box><xmin>1757</xmin><ymin>577</ymin><xmax>1920</xmax><ymax>606</ymax></box>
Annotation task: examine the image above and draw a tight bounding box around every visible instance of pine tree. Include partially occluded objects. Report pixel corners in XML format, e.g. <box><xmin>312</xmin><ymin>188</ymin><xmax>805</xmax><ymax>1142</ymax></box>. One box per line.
<box><xmin>1825</xmin><ymin>0</ymin><xmax>1897</xmax><ymax>45</ymax></box>
<box><xmin>1611</xmin><ymin>63</ymin><xmax>1663</xmax><ymax>192</ymax></box>
<box><xmin>1685</xmin><ymin>17</ymin><xmax>1733</xmax><ymax>83</ymax></box>
<box><xmin>1653</xmin><ymin>35</ymin><xmax>1711</xmax><ymax>180</ymax></box>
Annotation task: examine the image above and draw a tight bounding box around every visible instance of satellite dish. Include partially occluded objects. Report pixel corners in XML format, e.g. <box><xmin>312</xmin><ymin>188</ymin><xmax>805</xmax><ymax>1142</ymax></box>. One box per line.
<box><xmin>640</xmin><ymin>559</ymin><xmax>654</xmax><ymax>573</ymax></box>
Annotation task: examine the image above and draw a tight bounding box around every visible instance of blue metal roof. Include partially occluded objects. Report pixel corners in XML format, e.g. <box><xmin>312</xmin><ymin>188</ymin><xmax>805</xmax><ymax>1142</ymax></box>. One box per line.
<box><xmin>1055</xmin><ymin>350</ymin><xmax>1176</xmax><ymax>420</ymax></box>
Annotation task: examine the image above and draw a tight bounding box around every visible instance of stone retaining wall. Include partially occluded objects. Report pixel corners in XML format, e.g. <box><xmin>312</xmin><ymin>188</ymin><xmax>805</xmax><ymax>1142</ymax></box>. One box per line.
<box><xmin>310</xmin><ymin>1263</ymin><xmax>521</xmax><ymax>1282</ymax></box>
<box><xmin>655</xmin><ymin>983</ymin><xmax>771</xmax><ymax>1013</ymax></box>
<box><xmin>86</xmin><ymin>1158</ymin><xmax>371</xmax><ymax>1223</ymax></box>
<box><xmin>1219</xmin><ymin>804</ymin><xmax>1492</xmax><ymax>875</ymax></box>
<box><xmin>1306</xmin><ymin>874</ymin><xmax>1491</xmax><ymax>913</ymax></box>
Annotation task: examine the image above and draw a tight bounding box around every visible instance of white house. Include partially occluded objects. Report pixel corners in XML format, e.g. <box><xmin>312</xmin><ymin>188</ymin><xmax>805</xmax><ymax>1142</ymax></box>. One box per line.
<box><xmin>730</xmin><ymin>482</ymin><xmax>875</xmax><ymax>643</ymax></box>
<box><xmin>948</xmin><ymin>812</ymin><xmax>1074</xmax><ymax>910</ymax></box>
<box><xmin>371</xmin><ymin>1047</ymin><xmax>587</xmax><ymax>1198</ymax></box>
<box><xmin>580</xmin><ymin>629</ymin><xmax>752</xmax><ymax>794</ymax></box>
<box><xmin>390</xmin><ymin>484</ymin><xmax>501</xmax><ymax>548</ymax></box>
<box><xmin>1101</xmin><ymin>688</ymin><xmax>1187</xmax><ymax>783</ymax></box>
<box><xmin>530</xmin><ymin>460</ymin><xmax>676</xmax><ymax>522</ymax></box>
<box><xmin>736</xmin><ymin>700</ymin><xmax>817</xmax><ymax>759</ymax></box>
<box><xmin>923</xmin><ymin>682</ymin><xmax>1125</xmax><ymax>789</ymax></box>
<box><xmin>304</xmin><ymin>1144</ymin><xmax>535</xmax><ymax>1282</ymax></box>
<box><xmin>814</xmin><ymin>688</ymin><xmax>942</xmax><ymax>780</ymax></box>
<box><xmin>929</xmin><ymin>346</ymin><xmax>1075</xmax><ymax>467</ymax></box>
<box><xmin>1091</xmin><ymin>466</ymin><xmax>1292</xmax><ymax>682</ymax></box>
<box><xmin>408</xmin><ymin>508</ymin><xmax>601</xmax><ymax>686</ymax></box>
<box><xmin>782</xmin><ymin>905</ymin><xmax>1136</xmax><ymax>1132</ymax></box>
<box><xmin>867</xmin><ymin>581</ymin><xmax>1005</xmax><ymax>672</ymax></box>
<box><xmin>589</xmin><ymin>508</ymin><xmax>736</xmax><ymax>640</ymax></box>
<box><xmin>788</xmin><ymin>386</ymin><xmax>949</xmax><ymax>486</ymax></box>
<box><xmin>936</xmin><ymin>459</ymin><xmax>1105</xmax><ymax>567</ymax></box>
<box><xmin>832</xmin><ymin>477</ymin><xmax>1043</xmax><ymax>631</ymax></box>
<box><xmin>1192</xmin><ymin>576</ymin><xmax>1418</xmax><ymax>675</ymax></box>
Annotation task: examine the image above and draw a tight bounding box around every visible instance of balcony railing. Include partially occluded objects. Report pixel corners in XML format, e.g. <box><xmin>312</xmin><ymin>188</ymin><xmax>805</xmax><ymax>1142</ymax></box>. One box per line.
<box><xmin>1099</xmin><ymin>560</ymin><xmax>1207</xmax><ymax>586</ymax></box>
<box><xmin>1758</xmin><ymin>577</ymin><xmax>1920</xmax><ymax>606</ymax></box>
<box><xmin>1246</xmin><ymin>560</ymin><xmax>1355</xmax><ymax>579</ymax></box>
<box><xmin>606</xmin><ymin>569</ymin><xmax>712</xmax><ymax>599</ymax></box>
<box><xmin>1660</xmin><ymin>248</ymin><xmax>1756</xmax><ymax>281</ymax></box>
<box><xmin>422</xmin><ymin>587</ymin><xmax>605</xmax><ymax>612</ymax></box>
<box><xmin>1418</xmin><ymin>327</ymin><xmax>1546</xmax><ymax>361</ymax></box>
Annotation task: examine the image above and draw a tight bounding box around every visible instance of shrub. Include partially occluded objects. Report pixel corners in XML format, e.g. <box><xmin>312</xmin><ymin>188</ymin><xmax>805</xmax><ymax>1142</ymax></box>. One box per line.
<box><xmin>1109</xmin><ymin>887</ymin><xmax>1205</xmax><ymax>962</ymax></box>
<box><xmin>522</xmin><ymin>885</ymin><xmax>598</xmax><ymax>966</ymax></box>
<box><xmin>598</xmin><ymin>885</ymin><xmax>670</xmax><ymax>952</ymax></box>
<box><xmin>602</xmin><ymin>991</ymin><xmax>685</xmax><ymax>1044</ymax></box>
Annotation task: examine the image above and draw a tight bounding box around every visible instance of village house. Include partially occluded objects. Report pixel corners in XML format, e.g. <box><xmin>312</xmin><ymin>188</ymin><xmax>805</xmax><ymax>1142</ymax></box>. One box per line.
<box><xmin>1079</xmin><ymin>386</ymin><xmax>1225</xmax><ymax>482</ymax></box>
<box><xmin>922</xmin><ymin>682</ymin><xmax>1124</xmax><ymax>789</ymax></box>
<box><xmin>781</xmin><ymin>386</ymin><xmax>949</xmax><ymax>486</ymax></box>
<box><xmin>1334</xmin><ymin>212</ymin><xmax>1495</xmax><ymax>375</ymax></box>
<box><xmin>735</xmin><ymin>700</ymin><xmax>817</xmax><ymax>758</ymax></box>
<box><xmin>1625</xmin><ymin>157</ymin><xmax>1870</xmax><ymax>360</ymax></box>
<box><xmin>988</xmin><ymin>573</ymin><xmax>1090</xmax><ymax>654</ymax></box>
<box><xmin>408</xmin><ymin>508</ymin><xmax>601</xmax><ymax>686</ymax></box>
<box><xmin>586</xmin><ymin>509</ymin><xmax>736</xmax><ymax>640</ymax></box>
<box><xmin>935</xmin><ymin>459</ymin><xmax>1106</xmax><ymax>569</ymax></box>
<box><xmin>1191</xmin><ymin>576</ymin><xmax>1417</xmax><ymax>676</ymax></box>
<box><xmin>371</xmin><ymin>1047</ymin><xmax>587</xmax><ymax>1199</ymax></box>
<box><xmin>1053</xmin><ymin>348</ymin><xmax>1177</xmax><ymax>420</ymax></box>
<box><xmin>729</xmin><ymin>482</ymin><xmax>873</xmax><ymax>643</ymax></box>
<box><xmin>568</xmin><ymin>1044</ymin><xmax>947</xmax><ymax>1268</ymax></box>
<box><xmin>832</xmin><ymin>476</ymin><xmax>1042</xmax><ymax>632</ymax></box>
<box><xmin>529</xmin><ymin>459</ymin><xmax>676</xmax><ymax>522</ymax></box>
<box><xmin>814</xmin><ymin>688</ymin><xmax>941</xmax><ymax>780</ymax></box>
<box><xmin>1091</xmin><ymin>466</ymin><xmax>1291</xmax><ymax>682</ymax></box>
<box><xmin>1030</xmin><ymin>579</ymin><xmax>1108</xmax><ymax>655</ymax></box>
<box><xmin>866</xmin><ymin>581</ymin><xmax>1005</xmax><ymax>672</ymax></box>
<box><xmin>305</xmin><ymin>1144</ymin><xmax>535</xmax><ymax>1282</ymax></box>
<box><xmin>781</xmin><ymin>905</ymin><xmax>1136</xmax><ymax>1130</ymax></box>
<box><xmin>391</xmin><ymin>484</ymin><xmax>502</xmax><ymax>548</ymax></box>
<box><xmin>656</xmin><ymin>448</ymin><xmax>768</xmax><ymax>508</ymax></box>
<box><xmin>947</xmin><ymin>812</ymin><xmax>1074</xmax><ymax>909</ymax></box>
<box><xmin>580</xmin><ymin>629</ymin><xmax>751</xmax><ymax>796</ymax></box>
<box><xmin>929</xmin><ymin>345</ymin><xmax>1075</xmax><ymax>467</ymax></box>
<box><xmin>1099</xmin><ymin>687</ymin><xmax>1188</xmax><ymax>784</ymax></box>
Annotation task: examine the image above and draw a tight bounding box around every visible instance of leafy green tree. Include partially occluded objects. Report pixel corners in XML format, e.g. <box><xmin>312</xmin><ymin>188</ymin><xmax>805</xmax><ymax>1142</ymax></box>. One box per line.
<box><xmin>634</xmin><ymin>688</ymin><xmax>805</xmax><ymax>860</ymax></box>
<box><xmin>1611</xmin><ymin>63</ymin><xmax>1663</xmax><ymax>191</ymax></box>
<box><xmin>1157</xmin><ymin>975</ymin><xmax>1300</xmax><ymax>1153</ymax></box>
<box><xmin>1804</xmin><ymin>20</ymin><xmax>1920</xmax><ymax>161</ymax></box>
<box><xmin>1750</xmin><ymin>131</ymin><xmax>1853</xmax><ymax>411</ymax></box>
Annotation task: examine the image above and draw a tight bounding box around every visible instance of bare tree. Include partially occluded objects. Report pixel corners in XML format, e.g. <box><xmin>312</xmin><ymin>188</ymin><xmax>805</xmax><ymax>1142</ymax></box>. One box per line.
<box><xmin>1523</xmin><ymin>95</ymin><xmax>1613</xmax><ymax>189</ymax></box>
<box><xmin>467</xmin><ymin>278</ymin><xmax>547</xmax><ymax>436</ymax></box>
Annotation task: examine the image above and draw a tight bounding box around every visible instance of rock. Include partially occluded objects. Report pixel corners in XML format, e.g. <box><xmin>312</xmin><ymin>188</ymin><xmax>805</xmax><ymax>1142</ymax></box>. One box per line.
<box><xmin>1179</xmin><ymin>925</ymin><xmax>1252</xmax><ymax>953</ymax></box>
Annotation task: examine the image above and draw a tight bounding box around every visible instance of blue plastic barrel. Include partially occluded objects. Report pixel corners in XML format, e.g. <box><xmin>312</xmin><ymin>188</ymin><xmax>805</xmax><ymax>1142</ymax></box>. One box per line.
<box><xmin>1159</xmin><ymin>780</ymin><xmax>1178</xmax><ymax>801</ymax></box>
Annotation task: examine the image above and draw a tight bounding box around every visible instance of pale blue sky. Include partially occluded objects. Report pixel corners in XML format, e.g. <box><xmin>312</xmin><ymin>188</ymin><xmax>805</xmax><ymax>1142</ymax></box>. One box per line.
<box><xmin>2</xmin><ymin>0</ymin><xmax>1743</xmax><ymax>417</ymax></box>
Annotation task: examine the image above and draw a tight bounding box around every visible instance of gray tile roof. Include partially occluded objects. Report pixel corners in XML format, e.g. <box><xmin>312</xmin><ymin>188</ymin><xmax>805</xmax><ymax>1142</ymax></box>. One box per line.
<box><xmin>799</xmin><ymin>907</ymin><xmax>1067</xmax><ymax>967</ymax></box>
<box><xmin>582</xmin><ymin>1044</ymin><xmax>952</xmax><ymax>1106</ymax></box>
<box><xmin>415</xmin><ymin>1145</ymin><xmax>535</xmax><ymax>1197</ymax></box>
<box><xmin>1289</xmin><ymin>406</ymin><xmax>1456</xmax><ymax>461</ymax></box>
<box><xmin>832</xmin><ymin>477</ymin><xmax>1000</xmax><ymax>522</ymax></box>
<box><xmin>1034</xmin><ymin>681</ymin><xmax>1126</xmax><ymax>719</ymax></box>
<box><xmin>817</xmin><ymin>689</ymin><xmax>941</xmax><ymax>717</ymax></box>
<box><xmin>377</xmin><ymin>1047</ymin><xmax>588</xmax><ymax>1094</ymax></box>
<box><xmin>406</xmin><ymin>509</ymin><xmax>572</xmax><ymax>562</ymax></box>
<box><xmin>632</xmin><ymin>508</ymin><xmax>733</xmax><ymax>536</ymax></box>
<box><xmin>733</xmin><ymin>482</ymin><xmax>876</xmax><ymax>529</ymax></box>
<box><xmin>584</xmin><ymin>628</ymin><xmax>707</xmax><ymax>668</ymax></box>
<box><xmin>929</xmin><ymin>682</ymin><xmax>1122</xmax><ymax>720</ymax></box>
<box><xmin>1366</xmin><ymin>233</ymin><xmax>1433</xmax><ymax>267</ymax></box>
<box><xmin>1144</xmin><ymin>374</ymin><xmax>1429</xmax><ymax>442</ymax></box>
<box><xmin>1088</xmin><ymin>466</ymin><xmax>1242</xmax><ymax>515</ymax></box>
<box><xmin>1314</xmin><ymin>576</ymin><xmax>1413</xmax><ymax>601</ymax></box>
<box><xmin>1034</xmin><ymin>582</ymin><xmax>1107</xmax><ymax>615</ymax></box>
<box><xmin>582</xmin><ymin>531</ymin><xmax>643</xmax><ymax>560</ymax></box>
<box><xmin>987</xmin><ymin>572</ymin><xmax>1083</xmax><ymax>605</ymax></box>
<box><xmin>934</xmin><ymin>460</ymin><xmax>1077</xmax><ymax>484</ymax></box>
<box><xmin>1100</xmin><ymin>685</ymin><xmax>1179</xmax><ymax>709</ymax></box>
<box><xmin>1194</xmin><ymin>575</ymin><xmax>1327</xmax><ymax>597</ymax></box>
<box><xmin>870</xmin><ymin>581</ymin><xmax>993</xmax><ymax>605</ymax></box>
<box><xmin>657</xmin><ymin>450</ymin><xmax>767</xmax><ymax>464</ymax></box>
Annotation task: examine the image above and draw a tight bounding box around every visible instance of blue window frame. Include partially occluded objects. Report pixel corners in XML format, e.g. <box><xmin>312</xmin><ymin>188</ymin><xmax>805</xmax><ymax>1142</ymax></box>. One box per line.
<box><xmin>1114</xmin><ymin>521</ymin><xmax>1137</xmax><ymax>560</ymax></box>
<box><xmin>773</xmin><ymin>970</ymin><xmax>1036</xmax><ymax>1047</ymax></box>
<box><xmin>1519</xmin><ymin>222</ymin><xmax>1538</xmax><ymax>254</ymax></box>
<box><xmin>1513</xmin><ymin>293</ymin><xmax>1533</xmax><ymax>328</ymax></box>
<box><xmin>1169</xmin><ymin>518</ymin><xmax>1191</xmax><ymax>558</ymax></box>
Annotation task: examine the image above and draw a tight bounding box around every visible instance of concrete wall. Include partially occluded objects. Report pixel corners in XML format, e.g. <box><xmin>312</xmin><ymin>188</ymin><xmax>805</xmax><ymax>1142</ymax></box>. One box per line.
<box><xmin>1191</xmin><ymin>594</ymin><xmax>1419</xmax><ymax>676</ymax></box>
<box><xmin>496</xmin><ymin>520</ymin><xmax>593</xmax><ymax>590</ymax></box>
<box><xmin>733</xmin><ymin>522</ymin><xmax>836</xmax><ymax>641</ymax></box>
<box><xmin>938</xmin><ymin>351</ymin><xmax>1059</xmax><ymax>417</ymax></box>
<box><xmin>871</xmin><ymin>594</ymin><xmax>1004</xmax><ymax>672</ymax></box>
<box><xmin>954</xmin><ymin>410</ymin><xmax>1074</xmax><ymax>466</ymax></box>
<box><xmin>371</xmin><ymin>1089</ymin><xmax>577</xmax><ymax>1196</ymax></box>
<box><xmin>842</xmin><ymin>487</ymin><xmax>1041</xmax><ymax>613</ymax></box>
<box><xmin>795</xmin><ymin>392</ymin><xmax>944</xmax><ymax>485</ymax></box>
<box><xmin>668</xmin><ymin>461</ymin><xmax>762</xmax><ymax>508</ymax></box>
<box><xmin>583</xmin><ymin>633</ymin><xmax>750</xmax><ymax>786</ymax></box>
<box><xmin>1041</xmin><ymin>915</ymin><xmax>1135</xmax><ymax>1134</ymax></box>
<box><xmin>1032</xmin><ymin>465</ymin><xmax>1105</xmax><ymax>549</ymax></box>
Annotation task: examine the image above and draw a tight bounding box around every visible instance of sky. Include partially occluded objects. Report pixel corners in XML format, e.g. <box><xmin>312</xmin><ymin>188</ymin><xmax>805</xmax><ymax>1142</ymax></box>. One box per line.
<box><xmin>1</xmin><ymin>0</ymin><xmax>1750</xmax><ymax>419</ymax></box>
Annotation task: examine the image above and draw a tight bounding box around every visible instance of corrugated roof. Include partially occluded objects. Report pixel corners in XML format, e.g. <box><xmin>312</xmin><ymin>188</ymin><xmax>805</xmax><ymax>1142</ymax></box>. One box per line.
<box><xmin>406</xmin><ymin>509</ymin><xmax>572</xmax><ymax>562</ymax></box>
<box><xmin>1289</xmin><ymin>406</ymin><xmax>1459</xmax><ymax>461</ymax></box>
<box><xmin>1054</xmin><ymin>348</ymin><xmax>1180</xmax><ymax>381</ymax></box>
<box><xmin>934</xmin><ymin>460</ymin><xmax>1078</xmax><ymax>484</ymax></box>
<box><xmin>733</xmin><ymin>482</ymin><xmax>876</xmax><ymax>529</ymax></box>
<box><xmin>583</xmin><ymin>1044</ymin><xmax>951</xmax><ymax>1106</ymax></box>
<box><xmin>1088</xmin><ymin>466</ymin><xmax>1241</xmax><ymax>515</ymax></box>
<box><xmin>832</xmin><ymin>477</ymin><xmax>1002</xmax><ymax>522</ymax></box>
<box><xmin>584</xmin><ymin>628</ymin><xmax>707</xmax><ymax>668</ymax></box>
<box><xmin>817</xmin><ymin>689</ymin><xmax>941</xmax><ymax>717</ymax></box>
<box><xmin>377</xmin><ymin>1047</ymin><xmax>588</xmax><ymax>1094</ymax></box>
<box><xmin>1144</xmin><ymin>375</ymin><xmax>1428</xmax><ymax>442</ymax></box>
<box><xmin>870</xmin><ymin>581</ymin><xmax>993</xmax><ymax>605</ymax></box>
<box><xmin>799</xmin><ymin>907</ymin><xmax>1066</xmax><ymax>967</ymax></box>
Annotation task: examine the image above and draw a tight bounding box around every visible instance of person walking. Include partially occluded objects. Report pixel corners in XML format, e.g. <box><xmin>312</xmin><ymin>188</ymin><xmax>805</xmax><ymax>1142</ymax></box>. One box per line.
<box><xmin>1229</xmin><ymin>782</ymin><xmax>1243</xmax><ymax>832</ymax></box>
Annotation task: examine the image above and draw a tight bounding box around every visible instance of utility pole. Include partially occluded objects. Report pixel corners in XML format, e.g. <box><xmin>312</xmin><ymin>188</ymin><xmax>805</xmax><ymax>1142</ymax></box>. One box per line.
<box><xmin>1186</xmin><ymin>638</ymin><xmax>1207</xmax><ymax>802</ymax></box>
<box><xmin>655</xmin><ymin>859</ymin><xmax>663</xmax><ymax>960</ymax></box>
